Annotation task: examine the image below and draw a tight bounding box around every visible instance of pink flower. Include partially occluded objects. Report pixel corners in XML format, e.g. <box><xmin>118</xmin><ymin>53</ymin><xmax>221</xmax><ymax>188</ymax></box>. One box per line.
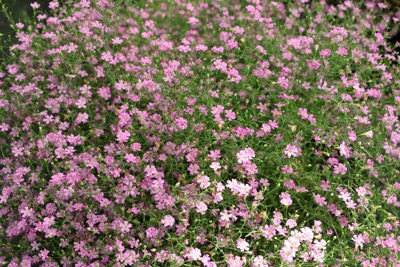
<box><xmin>280</xmin><ymin>192</ymin><xmax>293</xmax><ymax>206</ymax></box>
<box><xmin>120</xmin><ymin>220</ymin><xmax>132</xmax><ymax>233</ymax></box>
<box><xmin>284</xmin><ymin>144</ymin><xmax>301</xmax><ymax>158</ymax></box>
<box><xmin>224</xmin><ymin>109</ymin><xmax>236</xmax><ymax>121</ymax></box>
<box><xmin>39</xmin><ymin>249</ymin><xmax>49</xmax><ymax>260</ymax></box>
<box><xmin>298</xmin><ymin>108</ymin><xmax>309</xmax><ymax>119</ymax></box>
<box><xmin>337</xmin><ymin>46</ymin><xmax>348</xmax><ymax>56</ymax></box>
<box><xmin>195</xmin><ymin>201</ymin><xmax>208</xmax><ymax>215</ymax></box>
<box><xmin>333</xmin><ymin>163</ymin><xmax>347</xmax><ymax>175</ymax></box>
<box><xmin>253</xmin><ymin>255</ymin><xmax>268</xmax><ymax>267</ymax></box>
<box><xmin>352</xmin><ymin>234</ymin><xmax>366</xmax><ymax>248</ymax></box>
<box><xmin>188</xmin><ymin>163</ymin><xmax>200</xmax><ymax>175</ymax></box>
<box><xmin>175</xmin><ymin>117</ymin><xmax>188</xmax><ymax>130</ymax></box>
<box><xmin>211</xmin><ymin>105</ymin><xmax>224</xmax><ymax>116</ymax></box>
<box><xmin>20</xmin><ymin>207</ymin><xmax>34</xmax><ymax>218</ymax></box>
<box><xmin>131</xmin><ymin>142</ymin><xmax>141</xmax><ymax>151</ymax></box>
<box><xmin>196</xmin><ymin>44</ymin><xmax>208</xmax><ymax>51</ymax></box>
<box><xmin>112</xmin><ymin>37</ymin><xmax>123</xmax><ymax>45</ymax></box>
<box><xmin>49</xmin><ymin>1</ymin><xmax>59</xmax><ymax>9</ymax></box>
<box><xmin>75</xmin><ymin>112</ymin><xmax>89</xmax><ymax>124</ymax></box>
<box><xmin>236</xmin><ymin>147</ymin><xmax>255</xmax><ymax>164</ymax></box>
<box><xmin>260</xmin><ymin>225</ymin><xmax>276</xmax><ymax>240</ymax></box>
<box><xmin>339</xmin><ymin>141</ymin><xmax>351</xmax><ymax>158</ymax></box>
<box><xmin>313</xmin><ymin>193</ymin><xmax>328</xmax><ymax>206</ymax></box>
<box><xmin>161</xmin><ymin>215</ymin><xmax>175</xmax><ymax>227</ymax></box>
<box><xmin>30</xmin><ymin>2</ymin><xmax>40</xmax><ymax>9</ymax></box>
<box><xmin>227</xmin><ymin>255</ymin><xmax>244</xmax><ymax>267</ymax></box>
<box><xmin>320</xmin><ymin>49</ymin><xmax>331</xmax><ymax>57</ymax></box>
<box><xmin>197</xmin><ymin>175</ymin><xmax>210</xmax><ymax>189</ymax></box>
<box><xmin>185</xmin><ymin>247</ymin><xmax>202</xmax><ymax>261</ymax></box>
<box><xmin>307</xmin><ymin>59</ymin><xmax>320</xmax><ymax>69</ymax></box>
<box><xmin>214</xmin><ymin>59</ymin><xmax>227</xmax><ymax>72</ymax></box>
<box><xmin>208</xmin><ymin>150</ymin><xmax>221</xmax><ymax>160</ymax></box>
<box><xmin>244</xmin><ymin>162</ymin><xmax>258</xmax><ymax>175</ymax></box>
<box><xmin>146</xmin><ymin>227</ymin><xmax>158</xmax><ymax>239</ymax></box>
<box><xmin>117</xmin><ymin>130</ymin><xmax>130</xmax><ymax>143</ymax></box>
<box><xmin>286</xmin><ymin>219</ymin><xmax>297</xmax><ymax>228</ymax></box>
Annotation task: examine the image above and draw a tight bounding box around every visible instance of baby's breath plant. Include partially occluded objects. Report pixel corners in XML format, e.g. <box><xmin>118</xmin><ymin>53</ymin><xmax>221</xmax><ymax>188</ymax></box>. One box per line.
<box><xmin>0</xmin><ymin>0</ymin><xmax>399</xmax><ymax>266</ymax></box>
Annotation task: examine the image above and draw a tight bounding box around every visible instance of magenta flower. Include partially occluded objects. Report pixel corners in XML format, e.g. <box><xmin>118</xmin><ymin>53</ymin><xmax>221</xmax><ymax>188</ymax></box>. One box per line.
<box><xmin>117</xmin><ymin>130</ymin><xmax>130</xmax><ymax>143</ymax></box>
<box><xmin>320</xmin><ymin>49</ymin><xmax>331</xmax><ymax>57</ymax></box>
<box><xmin>284</xmin><ymin>144</ymin><xmax>302</xmax><ymax>158</ymax></box>
<box><xmin>175</xmin><ymin>117</ymin><xmax>188</xmax><ymax>130</ymax></box>
<box><xmin>333</xmin><ymin>163</ymin><xmax>347</xmax><ymax>175</ymax></box>
<box><xmin>75</xmin><ymin>112</ymin><xmax>89</xmax><ymax>124</ymax></box>
<box><xmin>161</xmin><ymin>215</ymin><xmax>175</xmax><ymax>227</ymax></box>
<box><xmin>146</xmin><ymin>227</ymin><xmax>159</xmax><ymax>239</ymax></box>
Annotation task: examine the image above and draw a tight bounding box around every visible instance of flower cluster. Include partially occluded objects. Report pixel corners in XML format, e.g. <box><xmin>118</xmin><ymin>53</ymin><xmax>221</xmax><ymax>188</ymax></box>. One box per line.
<box><xmin>0</xmin><ymin>0</ymin><xmax>399</xmax><ymax>266</ymax></box>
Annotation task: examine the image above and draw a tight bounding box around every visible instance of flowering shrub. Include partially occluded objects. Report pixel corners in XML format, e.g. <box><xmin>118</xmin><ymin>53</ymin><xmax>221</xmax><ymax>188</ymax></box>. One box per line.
<box><xmin>0</xmin><ymin>0</ymin><xmax>399</xmax><ymax>266</ymax></box>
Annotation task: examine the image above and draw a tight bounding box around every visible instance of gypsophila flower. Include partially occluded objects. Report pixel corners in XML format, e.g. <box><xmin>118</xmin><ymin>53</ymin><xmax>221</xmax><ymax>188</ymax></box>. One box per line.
<box><xmin>196</xmin><ymin>201</ymin><xmax>208</xmax><ymax>215</ymax></box>
<box><xmin>284</xmin><ymin>144</ymin><xmax>301</xmax><ymax>158</ymax></box>
<box><xmin>175</xmin><ymin>117</ymin><xmax>188</xmax><ymax>130</ymax></box>
<box><xmin>117</xmin><ymin>130</ymin><xmax>130</xmax><ymax>143</ymax></box>
<box><xmin>197</xmin><ymin>175</ymin><xmax>210</xmax><ymax>189</ymax></box>
<box><xmin>2</xmin><ymin>0</ymin><xmax>399</xmax><ymax>265</ymax></box>
<box><xmin>227</xmin><ymin>255</ymin><xmax>244</xmax><ymax>267</ymax></box>
<box><xmin>161</xmin><ymin>215</ymin><xmax>175</xmax><ymax>227</ymax></box>
<box><xmin>236</xmin><ymin>147</ymin><xmax>255</xmax><ymax>164</ymax></box>
<box><xmin>185</xmin><ymin>247</ymin><xmax>202</xmax><ymax>261</ymax></box>
<box><xmin>253</xmin><ymin>255</ymin><xmax>268</xmax><ymax>267</ymax></box>
<box><xmin>280</xmin><ymin>192</ymin><xmax>293</xmax><ymax>206</ymax></box>
<box><xmin>236</xmin><ymin>238</ymin><xmax>250</xmax><ymax>252</ymax></box>
<box><xmin>210</xmin><ymin>161</ymin><xmax>221</xmax><ymax>171</ymax></box>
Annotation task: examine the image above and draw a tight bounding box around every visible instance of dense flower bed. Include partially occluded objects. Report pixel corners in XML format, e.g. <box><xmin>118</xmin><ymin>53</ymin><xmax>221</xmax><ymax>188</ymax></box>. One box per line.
<box><xmin>0</xmin><ymin>0</ymin><xmax>399</xmax><ymax>266</ymax></box>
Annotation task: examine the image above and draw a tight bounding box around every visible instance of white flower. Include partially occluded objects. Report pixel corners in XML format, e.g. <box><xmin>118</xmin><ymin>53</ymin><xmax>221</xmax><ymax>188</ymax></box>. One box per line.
<box><xmin>210</xmin><ymin>161</ymin><xmax>221</xmax><ymax>171</ymax></box>
<box><xmin>236</xmin><ymin>238</ymin><xmax>250</xmax><ymax>252</ymax></box>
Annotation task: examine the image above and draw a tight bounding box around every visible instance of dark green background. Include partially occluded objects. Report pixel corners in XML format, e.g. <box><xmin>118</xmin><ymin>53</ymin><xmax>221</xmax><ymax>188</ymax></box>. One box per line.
<box><xmin>0</xmin><ymin>0</ymin><xmax>58</xmax><ymax>60</ymax></box>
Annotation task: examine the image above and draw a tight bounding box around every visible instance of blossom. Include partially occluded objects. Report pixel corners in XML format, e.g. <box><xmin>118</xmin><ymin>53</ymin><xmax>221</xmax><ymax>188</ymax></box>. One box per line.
<box><xmin>253</xmin><ymin>255</ymin><xmax>268</xmax><ymax>267</ymax></box>
<box><xmin>284</xmin><ymin>144</ymin><xmax>301</xmax><ymax>158</ymax></box>
<box><xmin>259</xmin><ymin>225</ymin><xmax>276</xmax><ymax>240</ymax></box>
<box><xmin>195</xmin><ymin>201</ymin><xmax>208</xmax><ymax>215</ymax></box>
<box><xmin>236</xmin><ymin>147</ymin><xmax>255</xmax><ymax>164</ymax></box>
<box><xmin>320</xmin><ymin>49</ymin><xmax>331</xmax><ymax>57</ymax></box>
<box><xmin>197</xmin><ymin>175</ymin><xmax>210</xmax><ymax>189</ymax></box>
<box><xmin>117</xmin><ymin>130</ymin><xmax>130</xmax><ymax>143</ymax></box>
<box><xmin>39</xmin><ymin>249</ymin><xmax>49</xmax><ymax>260</ymax></box>
<box><xmin>210</xmin><ymin>162</ymin><xmax>221</xmax><ymax>171</ymax></box>
<box><xmin>175</xmin><ymin>117</ymin><xmax>188</xmax><ymax>130</ymax></box>
<box><xmin>339</xmin><ymin>141</ymin><xmax>351</xmax><ymax>158</ymax></box>
<box><xmin>120</xmin><ymin>220</ymin><xmax>132</xmax><ymax>233</ymax></box>
<box><xmin>185</xmin><ymin>247</ymin><xmax>202</xmax><ymax>261</ymax></box>
<box><xmin>30</xmin><ymin>2</ymin><xmax>40</xmax><ymax>9</ymax></box>
<box><xmin>75</xmin><ymin>112</ymin><xmax>89</xmax><ymax>124</ymax></box>
<box><xmin>236</xmin><ymin>238</ymin><xmax>250</xmax><ymax>252</ymax></box>
<box><xmin>227</xmin><ymin>255</ymin><xmax>244</xmax><ymax>267</ymax></box>
<box><xmin>161</xmin><ymin>215</ymin><xmax>175</xmax><ymax>227</ymax></box>
<box><xmin>333</xmin><ymin>163</ymin><xmax>347</xmax><ymax>175</ymax></box>
<box><xmin>280</xmin><ymin>192</ymin><xmax>293</xmax><ymax>206</ymax></box>
<box><xmin>20</xmin><ymin>207</ymin><xmax>34</xmax><ymax>218</ymax></box>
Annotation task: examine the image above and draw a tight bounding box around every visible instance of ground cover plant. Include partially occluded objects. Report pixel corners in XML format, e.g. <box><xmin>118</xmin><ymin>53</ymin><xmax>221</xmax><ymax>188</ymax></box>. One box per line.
<box><xmin>0</xmin><ymin>0</ymin><xmax>399</xmax><ymax>266</ymax></box>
